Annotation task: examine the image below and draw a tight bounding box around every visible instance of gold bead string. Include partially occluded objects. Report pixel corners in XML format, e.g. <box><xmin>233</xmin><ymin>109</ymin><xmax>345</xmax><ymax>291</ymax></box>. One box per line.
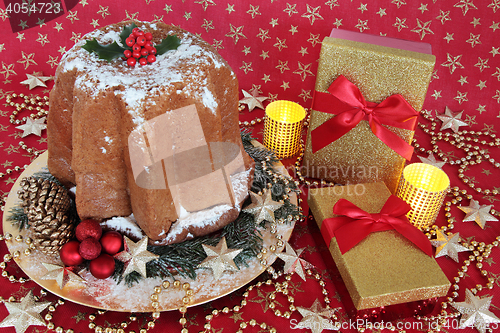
<box><xmin>0</xmin><ymin>233</ymin><xmax>34</xmax><ymax>284</ymax></box>
<box><xmin>5</xmin><ymin>93</ymin><xmax>49</xmax><ymax>125</ymax></box>
<box><xmin>199</xmin><ymin>265</ymin><xmax>338</xmax><ymax>333</ymax></box>
<box><xmin>88</xmin><ymin>311</ymin><xmax>156</xmax><ymax>333</ymax></box>
<box><xmin>416</xmin><ymin>110</ymin><xmax>500</xmax><ymax>195</ymax></box>
<box><xmin>19</xmin><ymin>140</ymin><xmax>45</xmax><ymax>158</ymax></box>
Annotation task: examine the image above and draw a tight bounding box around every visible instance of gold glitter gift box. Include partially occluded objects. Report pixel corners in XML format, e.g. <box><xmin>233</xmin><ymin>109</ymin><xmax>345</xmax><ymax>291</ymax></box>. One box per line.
<box><xmin>308</xmin><ymin>182</ymin><xmax>450</xmax><ymax>318</ymax></box>
<box><xmin>302</xmin><ymin>29</ymin><xmax>436</xmax><ymax>193</ymax></box>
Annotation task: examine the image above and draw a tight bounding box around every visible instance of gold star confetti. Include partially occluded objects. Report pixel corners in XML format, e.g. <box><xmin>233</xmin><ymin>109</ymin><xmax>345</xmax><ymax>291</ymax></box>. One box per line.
<box><xmin>239</xmin><ymin>89</ymin><xmax>268</xmax><ymax>112</ymax></box>
<box><xmin>418</xmin><ymin>152</ymin><xmax>446</xmax><ymax>169</ymax></box>
<box><xmin>40</xmin><ymin>263</ymin><xmax>86</xmax><ymax>289</ymax></box>
<box><xmin>450</xmin><ymin>289</ymin><xmax>500</xmax><ymax>333</ymax></box>
<box><xmin>15</xmin><ymin>117</ymin><xmax>47</xmax><ymax>137</ymax></box>
<box><xmin>20</xmin><ymin>73</ymin><xmax>51</xmax><ymax>89</ymax></box>
<box><xmin>430</xmin><ymin>230</ymin><xmax>470</xmax><ymax>262</ymax></box>
<box><xmin>276</xmin><ymin>242</ymin><xmax>314</xmax><ymax>281</ymax></box>
<box><xmin>198</xmin><ymin>237</ymin><xmax>242</xmax><ymax>280</ymax></box>
<box><xmin>295</xmin><ymin>299</ymin><xmax>338</xmax><ymax>333</ymax></box>
<box><xmin>458</xmin><ymin>199</ymin><xmax>498</xmax><ymax>229</ymax></box>
<box><xmin>437</xmin><ymin>106</ymin><xmax>468</xmax><ymax>133</ymax></box>
<box><xmin>115</xmin><ymin>236</ymin><xmax>159</xmax><ymax>278</ymax></box>
<box><xmin>242</xmin><ymin>190</ymin><xmax>283</xmax><ymax>224</ymax></box>
<box><xmin>0</xmin><ymin>290</ymin><xmax>51</xmax><ymax>333</ymax></box>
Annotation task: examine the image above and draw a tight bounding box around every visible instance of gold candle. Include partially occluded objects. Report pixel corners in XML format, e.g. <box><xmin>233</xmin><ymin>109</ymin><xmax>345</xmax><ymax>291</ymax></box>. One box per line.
<box><xmin>396</xmin><ymin>163</ymin><xmax>450</xmax><ymax>229</ymax></box>
<box><xmin>263</xmin><ymin>100</ymin><xmax>306</xmax><ymax>159</ymax></box>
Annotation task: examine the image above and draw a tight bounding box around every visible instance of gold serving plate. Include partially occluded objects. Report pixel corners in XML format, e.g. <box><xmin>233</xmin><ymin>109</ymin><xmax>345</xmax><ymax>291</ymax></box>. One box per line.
<box><xmin>2</xmin><ymin>149</ymin><xmax>296</xmax><ymax>312</ymax></box>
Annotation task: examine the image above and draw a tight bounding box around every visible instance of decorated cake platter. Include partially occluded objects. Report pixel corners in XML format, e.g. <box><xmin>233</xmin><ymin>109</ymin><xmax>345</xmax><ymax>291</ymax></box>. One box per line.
<box><xmin>3</xmin><ymin>150</ymin><xmax>297</xmax><ymax>312</ymax></box>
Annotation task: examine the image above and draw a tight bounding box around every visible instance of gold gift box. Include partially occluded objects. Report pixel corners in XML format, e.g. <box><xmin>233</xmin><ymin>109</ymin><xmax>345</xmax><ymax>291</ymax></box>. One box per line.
<box><xmin>308</xmin><ymin>182</ymin><xmax>450</xmax><ymax>310</ymax></box>
<box><xmin>303</xmin><ymin>29</ymin><xmax>436</xmax><ymax>193</ymax></box>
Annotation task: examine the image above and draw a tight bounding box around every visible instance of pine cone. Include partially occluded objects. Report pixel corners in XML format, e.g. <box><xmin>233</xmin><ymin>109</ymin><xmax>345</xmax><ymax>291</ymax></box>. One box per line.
<box><xmin>18</xmin><ymin>176</ymin><xmax>75</xmax><ymax>255</ymax></box>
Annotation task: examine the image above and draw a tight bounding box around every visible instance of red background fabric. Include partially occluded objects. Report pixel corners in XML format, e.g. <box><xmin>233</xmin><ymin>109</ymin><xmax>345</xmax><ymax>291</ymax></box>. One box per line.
<box><xmin>1</xmin><ymin>1</ymin><xmax>499</xmax><ymax>332</ymax></box>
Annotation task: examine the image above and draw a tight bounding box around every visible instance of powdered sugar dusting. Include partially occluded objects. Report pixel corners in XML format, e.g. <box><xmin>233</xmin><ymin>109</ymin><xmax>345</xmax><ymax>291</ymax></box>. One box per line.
<box><xmin>61</xmin><ymin>22</ymin><xmax>226</xmax><ymax>124</ymax></box>
<box><xmin>101</xmin><ymin>215</ymin><xmax>146</xmax><ymax>240</ymax></box>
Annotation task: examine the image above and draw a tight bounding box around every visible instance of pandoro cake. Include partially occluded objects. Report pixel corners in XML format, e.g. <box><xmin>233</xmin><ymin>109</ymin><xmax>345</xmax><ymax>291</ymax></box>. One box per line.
<box><xmin>47</xmin><ymin>21</ymin><xmax>254</xmax><ymax>245</ymax></box>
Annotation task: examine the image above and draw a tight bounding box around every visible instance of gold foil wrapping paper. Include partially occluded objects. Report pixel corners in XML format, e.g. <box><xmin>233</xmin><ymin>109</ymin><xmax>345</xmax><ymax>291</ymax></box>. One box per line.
<box><xmin>308</xmin><ymin>182</ymin><xmax>450</xmax><ymax>310</ymax></box>
<box><xmin>303</xmin><ymin>34</ymin><xmax>436</xmax><ymax>193</ymax></box>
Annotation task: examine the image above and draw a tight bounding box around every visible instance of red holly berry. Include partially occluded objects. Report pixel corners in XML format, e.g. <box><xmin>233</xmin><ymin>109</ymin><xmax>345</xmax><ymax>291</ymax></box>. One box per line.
<box><xmin>145</xmin><ymin>32</ymin><xmax>153</xmax><ymax>41</ymax></box>
<box><xmin>134</xmin><ymin>29</ymin><xmax>144</xmax><ymax>38</ymax></box>
<box><xmin>124</xmin><ymin>50</ymin><xmax>132</xmax><ymax>58</ymax></box>
<box><xmin>132</xmin><ymin>51</ymin><xmax>141</xmax><ymax>58</ymax></box>
<box><xmin>125</xmin><ymin>37</ymin><xmax>135</xmax><ymax>47</ymax></box>
<box><xmin>132</xmin><ymin>43</ymin><xmax>141</xmax><ymax>52</ymax></box>
<box><xmin>150</xmin><ymin>47</ymin><xmax>157</xmax><ymax>55</ymax></box>
<box><xmin>132</xmin><ymin>27</ymin><xmax>140</xmax><ymax>34</ymax></box>
<box><xmin>140</xmin><ymin>48</ymin><xmax>149</xmax><ymax>57</ymax></box>
<box><xmin>127</xmin><ymin>57</ymin><xmax>136</xmax><ymax>66</ymax></box>
<box><xmin>136</xmin><ymin>36</ymin><xmax>146</xmax><ymax>46</ymax></box>
<box><xmin>147</xmin><ymin>54</ymin><xmax>156</xmax><ymax>63</ymax></box>
<box><xmin>139</xmin><ymin>57</ymin><xmax>148</xmax><ymax>66</ymax></box>
<box><xmin>144</xmin><ymin>42</ymin><xmax>153</xmax><ymax>51</ymax></box>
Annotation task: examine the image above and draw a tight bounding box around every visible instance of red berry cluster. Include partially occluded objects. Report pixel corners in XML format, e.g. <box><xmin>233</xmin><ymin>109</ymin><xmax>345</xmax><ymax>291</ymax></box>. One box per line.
<box><xmin>59</xmin><ymin>219</ymin><xmax>124</xmax><ymax>279</ymax></box>
<box><xmin>123</xmin><ymin>27</ymin><xmax>157</xmax><ymax>67</ymax></box>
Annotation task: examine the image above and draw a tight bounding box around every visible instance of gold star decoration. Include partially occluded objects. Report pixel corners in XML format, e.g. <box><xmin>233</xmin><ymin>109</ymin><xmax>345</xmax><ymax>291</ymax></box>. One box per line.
<box><xmin>459</xmin><ymin>199</ymin><xmax>498</xmax><ymax>229</ymax></box>
<box><xmin>437</xmin><ymin>106</ymin><xmax>468</xmax><ymax>133</ymax></box>
<box><xmin>276</xmin><ymin>242</ymin><xmax>314</xmax><ymax>281</ymax></box>
<box><xmin>39</xmin><ymin>263</ymin><xmax>86</xmax><ymax>290</ymax></box>
<box><xmin>418</xmin><ymin>152</ymin><xmax>446</xmax><ymax>169</ymax></box>
<box><xmin>198</xmin><ymin>237</ymin><xmax>242</xmax><ymax>280</ymax></box>
<box><xmin>15</xmin><ymin>117</ymin><xmax>47</xmax><ymax>137</ymax></box>
<box><xmin>450</xmin><ymin>289</ymin><xmax>500</xmax><ymax>333</ymax></box>
<box><xmin>430</xmin><ymin>230</ymin><xmax>470</xmax><ymax>262</ymax></box>
<box><xmin>20</xmin><ymin>73</ymin><xmax>51</xmax><ymax>90</ymax></box>
<box><xmin>0</xmin><ymin>290</ymin><xmax>51</xmax><ymax>333</ymax></box>
<box><xmin>239</xmin><ymin>89</ymin><xmax>268</xmax><ymax>112</ymax></box>
<box><xmin>114</xmin><ymin>236</ymin><xmax>159</xmax><ymax>278</ymax></box>
<box><xmin>295</xmin><ymin>299</ymin><xmax>338</xmax><ymax>333</ymax></box>
<box><xmin>242</xmin><ymin>190</ymin><xmax>284</xmax><ymax>224</ymax></box>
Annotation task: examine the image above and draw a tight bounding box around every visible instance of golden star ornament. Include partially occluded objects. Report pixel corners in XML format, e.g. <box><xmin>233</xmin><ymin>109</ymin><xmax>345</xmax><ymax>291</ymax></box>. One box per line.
<box><xmin>114</xmin><ymin>236</ymin><xmax>159</xmax><ymax>278</ymax></box>
<box><xmin>295</xmin><ymin>298</ymin><xmax>338</xmax><ymax>333</ymax></box>
<box><xmin>198</xmin><ymin>237</ymin><xmax>242</xmax><ymax>280</ymax></box>
<box><xmin>458</xmin><ymin>199</ymin><xmax>498</xmax><ymax>229</ymax></box>
<box><xmin>0</xmin><ymin>290</ymin><xmax>51</xmax><ymax>333</ymax></box>
<box><xmin>40</xmin><ymin>263</ymin><xmax>86</xmax><ymax>289</ymax></box>
<box><xmin>15</xmin><ymin>117</ymin><xmax>47</xmax><ymax>137</ymax></box>
<box><xmin>239</xmin><ymin>89</ymin><xmax>268</xmax><ymax>112</ymax></box>
<box><xmin>20</xmin><ymin>73</ymin><xmax>52</xmax><ymax>90</ymax></box>
<box><xmin>276</xmin><ymin>242</ymin><xmax>314</xmax><ymax>281</ymax></box>
<box><xmin>450</xmin><ymin>289</ymin><xmax>500</xmax><ymax>333</ymax></box>
<box><xmin>418</xmin><ymin>152</ymin><xmax>446</xmax><ymax>169</ymax></box>
<box><xmin>242</xmin><ymin>190</ymin><xmax>284</xmax><ymax>224</ymax></box>
<box><xmin>430</xmin><ymin>230</ymin><xmax>470</xmax><ymax>262</ymax></box>
<box><xmin>437</xmin><ymin>106</ymin><xmax>468</xmax><ymax>133</ymax></box>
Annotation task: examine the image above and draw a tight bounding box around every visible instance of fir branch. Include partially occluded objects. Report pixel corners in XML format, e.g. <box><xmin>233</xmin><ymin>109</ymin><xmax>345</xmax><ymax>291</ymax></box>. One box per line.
<box><xmin>7</xmin><ymin>206</ymin><xmax>29</xmax><ymax>231</ymax></box>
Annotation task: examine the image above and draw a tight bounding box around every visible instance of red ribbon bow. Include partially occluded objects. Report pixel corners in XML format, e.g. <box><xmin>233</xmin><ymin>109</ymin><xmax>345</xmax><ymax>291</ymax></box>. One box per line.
<box><xmin>311</xmin><ymin>75</ymin><xmax>419</xmax><ymax>160</ymax></box>
<box><xmin>320</xmin><ymin>195</ymin><xmax>433</xmax><ymax>257</ymax></box>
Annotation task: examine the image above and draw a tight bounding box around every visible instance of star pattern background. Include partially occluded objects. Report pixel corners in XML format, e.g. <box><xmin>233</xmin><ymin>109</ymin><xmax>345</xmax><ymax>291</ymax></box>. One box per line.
<box><xmin>0</xmin><ymin>1</ymin><xmax>500</xmax><ymax>332</ymax></box>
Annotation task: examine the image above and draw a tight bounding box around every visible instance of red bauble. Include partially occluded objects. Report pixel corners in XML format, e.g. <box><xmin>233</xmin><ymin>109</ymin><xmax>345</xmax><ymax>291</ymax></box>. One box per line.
<box><xmin>60</xmin><ymin>240</ymin><xmax>84</xmax><ymax>266</ymax></box>
<box><xmin>75</xmin><ymin>219</ymin><xmax>102</xmax><ymax>242</ymax></box>
<box><xmin>89</xmin><ymin>254</ymin><xmax>116</xmax><ymax>279</ymax></box>
<box><xmin>100</xmin><ymin>231</ymin><xmax>123</xmax><ymax>255</ymax></box>
<box><xmin>79</xmin><ymin>238</ymin><xmax>102</xmax><ymax>260</ymax></box>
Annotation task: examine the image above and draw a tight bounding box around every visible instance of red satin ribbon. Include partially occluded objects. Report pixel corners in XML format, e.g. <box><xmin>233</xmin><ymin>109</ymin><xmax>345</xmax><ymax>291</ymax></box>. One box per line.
<box><xmin>311</xmin><ymin>75</ymin><xmax>419</xmax><ymax>160</ymax></box>
<box><xmin>320</xmin><ymin>195</ymin><xmax>433</xmax><ymax>257</ymax></box>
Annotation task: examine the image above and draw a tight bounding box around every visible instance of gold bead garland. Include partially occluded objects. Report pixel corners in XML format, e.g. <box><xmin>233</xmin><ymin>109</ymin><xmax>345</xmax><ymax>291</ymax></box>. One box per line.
<box><xmin>416</xmin><ymin>110</ymin><xmax>500</xmax><ymax>196</ymax></box>
<box><xmin>0</xmin><ymin>233</ymin><xmax>33</xmax><ymax>284</ymax></box>
<box><xmin>5</xmin><ymin>93</ymin><xmax>49</xmax><ymax>125</ymax></box>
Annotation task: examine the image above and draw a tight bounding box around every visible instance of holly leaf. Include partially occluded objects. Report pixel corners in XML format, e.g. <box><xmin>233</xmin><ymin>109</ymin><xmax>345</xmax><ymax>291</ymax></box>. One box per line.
<box><xmin>156</xmin><ymin>35</ymin><xmax>181</xmax><ymax>56</ymax></box>
<box><xmin>81</xmin><ymin>39</ymin><xmax>127</xmax><ymax>61</ymax></box>
<box><xmin>120</xmin><ymin>22</ymin><xmax>137</xmax><ymax>46</ymax></box>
